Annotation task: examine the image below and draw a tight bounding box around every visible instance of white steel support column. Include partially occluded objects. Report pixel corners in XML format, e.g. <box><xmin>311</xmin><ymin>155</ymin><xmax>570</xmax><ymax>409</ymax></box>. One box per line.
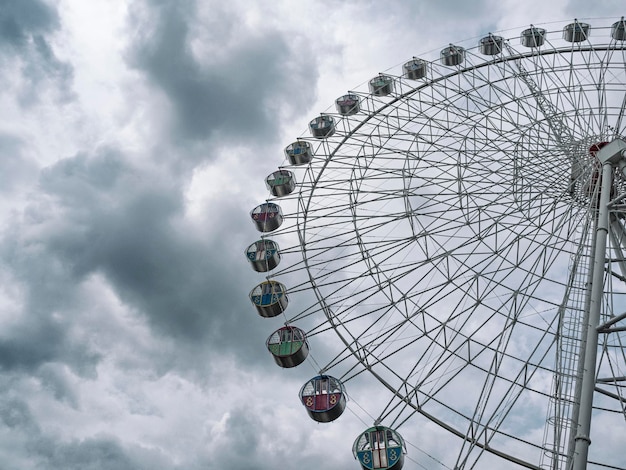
<box><xmin>571</xmin><ymin>161</ymin><xmax>613</xmax><ymax>470</ymax></box>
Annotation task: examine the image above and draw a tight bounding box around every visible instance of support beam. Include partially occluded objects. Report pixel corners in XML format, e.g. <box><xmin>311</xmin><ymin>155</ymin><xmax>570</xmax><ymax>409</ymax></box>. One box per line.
<box><xmin>572</xmin><ymin>162</ymin><xmax>614</xmax><ymax>470</ymax></box>
<box><xmin>597</xmin><ymin>310</ymin><xmax>626</xmax><ymax>331</ymax></box>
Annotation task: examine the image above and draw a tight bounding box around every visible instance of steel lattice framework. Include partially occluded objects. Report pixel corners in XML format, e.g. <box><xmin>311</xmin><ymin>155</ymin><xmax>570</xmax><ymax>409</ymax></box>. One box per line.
<box><xmin>256</xmin><ymin>18</ymin><xmax>626</xmax><ymax>470</ymax></box>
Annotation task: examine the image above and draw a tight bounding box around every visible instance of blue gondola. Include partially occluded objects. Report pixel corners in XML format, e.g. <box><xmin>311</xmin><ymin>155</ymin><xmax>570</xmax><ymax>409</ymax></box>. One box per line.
<box><xmin>309</xmin><ymin>115</ymin><xmax>335</xmax><ymax>138</ymax></box>
<box><xmin>250</xmin><ymin>202</ymin><xmax>283</xmax><ymax>233</ymax></box>
<box><xmin>299</xmin><ymin>375</ymin><xmax>346</xmax><ymax>422</ymax></box>
<box><xmin>266</xmin><ymin>326</ymin><xmax>309</xmax><ymax>368</ymax></box>
<box><xmin>245</xmin><ymin>239</ymin><xmax>281</xmax><ymax>272</ymax></box>
<box><xmin>284</xmin><ymin>141</ymin><xmax>313</xmax><ymax>165</ymax></box>
<box><xmin>353</xmin><ymin>426</ymin><xmax>406</xmax><ymax>470</ymax></box>
<box><xmin>249</xmin><ymin>281</ymin><xmax>288</xmax><ymax>318</ymax></box>
<box><xmin>266</xmin><ymin>170</ymin><xmax>296</xmax><ymax>197</ymax></box>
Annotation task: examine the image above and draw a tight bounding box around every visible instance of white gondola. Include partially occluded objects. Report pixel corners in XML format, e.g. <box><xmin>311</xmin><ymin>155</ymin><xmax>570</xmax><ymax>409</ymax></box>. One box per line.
<box><xmin>612</xmin><ymin>17</ymin><xmax>626</xmax><ymax>40</ymax></box>
<box><xmin>479</xmin><ymin>34</ymin><xmax>504</xmax><ymax>55</ymax></box>
<box><xmin>265</xmin><ymin>170</ymin><xmax>296</xmax><ymax>197</ymax></box>
<box><xmin>440</xmin><ymin>44</ymin><xmax>465</xmax><ymax>66</ymax></box>
<box><xmin>369</xmin><ymin>75</ymin><xmax>394</xmax><ymax>96</ymax></box>
<box><xmin>402</xmin><ymin>58</ymin><xmax>427</xmax><ymax>80</ymax></box>
<box><xmin>521</xmin><ymin>26</ymin><xmax>546</xmax><ymax>47</ymax></box>
<box><xmin>336</xmin><ymin>94</ymin><xmax>361</xmax><ymax>115</ymax></box>
<box><xmin>284</xmin><ymin>141</ymin><xmax>313</xmax><ymax>166</ymax></box>
<box><xmin>563</xmin><ymin>20</ymin><xmax>590</xmax><ymax>42</ymax></box>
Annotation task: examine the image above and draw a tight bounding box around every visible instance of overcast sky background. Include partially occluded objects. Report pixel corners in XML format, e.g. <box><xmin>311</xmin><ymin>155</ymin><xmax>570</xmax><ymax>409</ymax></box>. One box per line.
<box><xmin>0</xmin><ymin>1</ymin><xmax>624</xmax><ymax>469</ymax></box>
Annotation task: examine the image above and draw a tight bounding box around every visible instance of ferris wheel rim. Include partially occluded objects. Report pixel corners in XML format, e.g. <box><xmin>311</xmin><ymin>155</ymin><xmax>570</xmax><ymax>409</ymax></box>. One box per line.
<box><xmin>254</xmin><ymin>18</ymin><xmax>626</xmax><ymax>470</ymax></box>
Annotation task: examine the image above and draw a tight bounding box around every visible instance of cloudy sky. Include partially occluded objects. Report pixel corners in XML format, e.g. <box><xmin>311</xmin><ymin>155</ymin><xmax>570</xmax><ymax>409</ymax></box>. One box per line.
<box><xmin>0</xmin><ymin>0</ymin><xmax>625</xmax><ymax>469</ymax></box>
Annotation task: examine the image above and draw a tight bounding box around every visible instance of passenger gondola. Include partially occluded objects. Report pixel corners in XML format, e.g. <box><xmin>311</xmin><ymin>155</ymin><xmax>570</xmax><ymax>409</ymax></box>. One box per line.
<box><xmin>245</xmin><ymin>239</ymin><xmax>281</xmax><ymax>272</ymax></box>
<box><xmin>249</xmin><ymin>281</ymin><xmax>288</xmax><ymax>318</ymax></box>
<box><xmin>299</xmin><ymin>375</ymin><xmax>346</xmax><ymax>422</ymax></box>
<box><xmin>266</xmin><ymin>326</ymin><xmax>309</xmax><ymax>367</ymax></box>
<box><xmin>250</xmin><ymin>202</ymin><xmax>283</xmax><ymax>232</ymax></box>
<box><xmin>336</xmin><ymin>94</ymin><xmax>361</xmax><ymax>115</ymax></box>
<box><xmin>353</xmin><ymin>426</ymin><xmax>406</xmax><ymax>470</ymax></box>
<box><xmin>309</xmin><ymin>115</ymin><xmax>335</xmax><ymax>138</ymax></box>
<box><xmin>265</xmin><ymin>170</ymin><xmax>296</xmax><ymax>197</ymax></box>
<box><xmin>284</xmin><ymin>140</ymin><xmax>313</xmax><ymax>165</ymax></box>
<box><xmin>369</xmin><ymin>75</ymin><xmax>394</xmax><ymax>96</ymax></box>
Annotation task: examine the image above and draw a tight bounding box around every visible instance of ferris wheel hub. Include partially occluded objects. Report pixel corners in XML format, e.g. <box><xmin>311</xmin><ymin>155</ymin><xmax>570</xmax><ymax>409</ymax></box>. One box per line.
<box><xmin>596</xmin><ymin>138</ymin><xmax>626</xmax><ymax>164</ymax></box>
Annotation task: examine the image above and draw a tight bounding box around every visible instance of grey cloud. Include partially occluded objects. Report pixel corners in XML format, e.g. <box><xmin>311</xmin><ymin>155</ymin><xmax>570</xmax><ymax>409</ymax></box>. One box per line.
<box><xmin>200</xmin><ymin>404</ymin><xmax>352</xmax><ymax>470</ymax></box>
<box><xmin>21</xmin><ymin>34</ymin><xmax>74</xmax><ymax>102</ymax></box>
<box><xmin>221</xmin><ymin>406</ymin><xmax>262</xmax><ymax>460</ymax></box>
<box><xmin>0</xmin><ymin>218</ymin><xmax>102</xmax><ymax>379</ymax></box>
<box><xmin>0</xmin><ymin>397</ymin><xmax>37</xmax><ymax>431</ymax></box>
<box><xmin>0</xmin><ymin>393</ymin><xmax>172</xmax><ymax>470</ymax></box>
<box><xmin>42</xmin><ymin>440</ymin><xmax>175</xmax><ymax>470</ymax></box>
<box><xmin>127</xmin><ymin>0</ymin><xmax>318</xmax><ymax>149</ymax></box>
<box><xmin>0</xmin><ymin>0</ymin><xmax>74</xmax><ymax>104</ymax></box>
<box><xmin>337</xmin><ymin>0</ymin><xmax>492</xmax><ymax>34</ymax></box>
<box><xmin>0</xmin><ymin>133</ymin><xmax>38</xmax><ymax>193</ymax></box>
<box><xmin>37</xmin><ymin>363</ymin><xmax>79</xmax><ymax>407</ymax></box>
<box><xmin>0</xmin><ymin>0</ymin><xmax>58</xmax><ymax>48</ymax></box>
<box><xmin>200</xmin><ymin>406</ymin><xmax>288</xmax><ymax>470</ymax></box>
<box><xmin>0</xmin><ymin>139</ymin><xmax>293</xmax><ymax>465</ymax></box>
<box><xmin>564</xmin><ymin>0</ymin><xmax>624</xmax><ymax>18</ymax></box>
<box><xmin>35</xmin><ymin>150</ymin><xmax>212</xmax><ymax>337</ymax></box>
<box><xmin>38</xmin><ymin>437</ymin><xmax>148</xmax><ymax>470</ymax></box>
<box><xmin>0</xmin><ymin>318</ymin><xmax>99</xmax><ymax>378</ymax></box>
<box><xmin>2</xmin><ymin>146</ymin><xmax>275</xmax><ymax>378</ymax></box>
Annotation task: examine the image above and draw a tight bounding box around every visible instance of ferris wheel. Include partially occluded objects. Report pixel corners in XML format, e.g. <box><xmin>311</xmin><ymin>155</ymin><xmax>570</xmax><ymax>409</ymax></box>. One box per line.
<box><xmin>245</xmin><ymin>18</ymin><xmax>626</xmax><ymax>470</ymax></box>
